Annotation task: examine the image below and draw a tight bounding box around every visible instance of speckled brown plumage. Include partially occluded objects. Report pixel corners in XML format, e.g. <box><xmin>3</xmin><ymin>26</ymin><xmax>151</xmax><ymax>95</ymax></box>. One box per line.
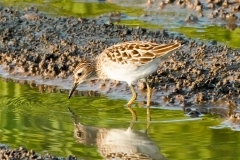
<box><xmin>69</xmin><ymin>41</ymin><xmax>182</xmax><ymax>121</ymax></box>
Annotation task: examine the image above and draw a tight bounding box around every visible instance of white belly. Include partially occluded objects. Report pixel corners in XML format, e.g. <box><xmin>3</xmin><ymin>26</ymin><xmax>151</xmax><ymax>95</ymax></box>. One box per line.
<box><xmin>103</xmin><ymin>58</ymin><xmax>160</xmax><ymax>84</ymax></box>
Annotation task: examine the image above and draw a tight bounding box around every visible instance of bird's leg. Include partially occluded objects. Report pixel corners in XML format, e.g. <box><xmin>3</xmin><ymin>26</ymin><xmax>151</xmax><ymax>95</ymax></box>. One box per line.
<box><xmin>127</xmin><ymin>84</ymin><xmax>137</xmax><ymax>121</ymax></box>
<box><xmin>146</xmin><ymin>81</ymin><xmax>152</xmax><ymax>121</ymax></box>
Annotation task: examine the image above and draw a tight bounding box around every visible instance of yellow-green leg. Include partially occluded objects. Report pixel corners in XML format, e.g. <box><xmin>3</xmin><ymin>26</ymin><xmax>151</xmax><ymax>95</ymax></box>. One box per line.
<box><xmin>127</xmin><ymin>84</ymin><xmax>137</xmax><ymax>121</ymax></box>
<box><xmin>146</xmin><ymin>81</ymin><xmax>152</xmax><ymax>121</ymax></box>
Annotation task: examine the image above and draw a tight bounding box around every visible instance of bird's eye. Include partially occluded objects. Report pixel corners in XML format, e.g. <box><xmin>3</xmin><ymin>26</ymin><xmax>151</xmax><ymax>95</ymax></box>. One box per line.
<box><xmin>78</xmin><ymin>72</ymin><xmax>82</xmax><ymax>76</ymax></box>
<box><xmin>77</xmin><ymin>131</ymin><xmax>82</xmax><ymax>137</ymax></box>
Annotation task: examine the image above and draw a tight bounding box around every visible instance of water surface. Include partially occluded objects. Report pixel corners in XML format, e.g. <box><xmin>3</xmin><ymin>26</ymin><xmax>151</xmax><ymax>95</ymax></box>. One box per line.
<box><xmin>1</xmin><ymin>78</ymin><xmax>240</xmax><ymax>159</ymax></box>
<box><xmin>0</xmin><ymin>0</ymin><xmax>240</xmax><ymax>159</ymax></box>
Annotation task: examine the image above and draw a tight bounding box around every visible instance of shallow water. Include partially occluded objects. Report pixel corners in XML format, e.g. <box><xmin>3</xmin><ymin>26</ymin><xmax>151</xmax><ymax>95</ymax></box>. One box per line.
<box><xmin>0</xmin><ymin>0</ymin><xmax>240</xmax><ymax>159</ymax></box>
<box><xmin>1</xmin><ymin>78</ymin><xmax>240</xmax><ymax>159</ymax></box>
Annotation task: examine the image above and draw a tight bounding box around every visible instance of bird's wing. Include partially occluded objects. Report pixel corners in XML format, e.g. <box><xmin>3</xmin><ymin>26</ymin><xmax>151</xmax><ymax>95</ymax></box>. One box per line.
<box><xmin>102</xmin><ymin>41</ymin><xmax>181</xmax><ymax>66</ymax></box>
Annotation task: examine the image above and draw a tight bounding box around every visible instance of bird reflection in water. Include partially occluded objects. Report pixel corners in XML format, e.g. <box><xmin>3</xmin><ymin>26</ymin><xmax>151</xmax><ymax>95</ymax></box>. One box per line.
<box><xmin>68</xmin><ymin>108</ymin><xmax>166</xmax><ymax>160</ymax></box>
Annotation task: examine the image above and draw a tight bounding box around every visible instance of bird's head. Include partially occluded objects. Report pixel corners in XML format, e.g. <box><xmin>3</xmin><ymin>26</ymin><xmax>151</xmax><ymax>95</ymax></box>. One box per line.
<box><xmin>68</xmin><ymin>61</ymin><xmax>96</xmax><ymax>99</ymax></box>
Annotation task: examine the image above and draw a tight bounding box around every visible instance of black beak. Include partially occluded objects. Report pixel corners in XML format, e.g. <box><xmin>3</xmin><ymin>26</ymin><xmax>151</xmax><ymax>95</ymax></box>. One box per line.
<box><xmin>68</xmin><ymin>82</ymin><xmax>78</xmax><ymax>99</ymax></box>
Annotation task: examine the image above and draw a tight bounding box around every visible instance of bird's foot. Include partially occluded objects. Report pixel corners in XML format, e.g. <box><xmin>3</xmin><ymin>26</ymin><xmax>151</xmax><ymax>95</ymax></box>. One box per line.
<box><xmin>127</xmin><ymin>104</ymin><xmax>137</xmax><ymax>121</ymax></box>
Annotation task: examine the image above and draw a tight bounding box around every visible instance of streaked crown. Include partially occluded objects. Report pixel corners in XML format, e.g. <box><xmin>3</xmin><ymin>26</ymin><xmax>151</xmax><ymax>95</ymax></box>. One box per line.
<box><xmin>73</xmin><ymin>61</ymin><xmax>96</xmax><ymax>84</ymax></box>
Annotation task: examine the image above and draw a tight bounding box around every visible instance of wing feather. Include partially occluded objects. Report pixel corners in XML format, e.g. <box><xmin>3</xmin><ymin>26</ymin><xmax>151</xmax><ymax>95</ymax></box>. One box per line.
<box><xmin>102</xmin><ymin>41</ymin><xmax>181</xmax><ymax>66</ymax></box>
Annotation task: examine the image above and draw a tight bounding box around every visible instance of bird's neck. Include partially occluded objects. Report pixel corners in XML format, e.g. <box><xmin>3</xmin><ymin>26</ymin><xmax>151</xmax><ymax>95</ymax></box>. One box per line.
<box><xmin>95</xmin><ymin>55</ymin><xmax>107</xmax><ymax>80</ymax></box>
<box><xmin>86</xmin><ymin>59</ymin><xmax>99</xmax><ymax>80</ymax></box>
<box><xmin>79</xmin><ymin>59</ymin><xmax>98</xmax><ymax>81</ymax></box>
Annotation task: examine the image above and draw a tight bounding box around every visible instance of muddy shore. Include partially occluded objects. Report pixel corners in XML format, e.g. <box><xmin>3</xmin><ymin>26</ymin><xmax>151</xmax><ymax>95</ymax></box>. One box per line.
<box><xmin>0</xmin><ymin>1</ymin><xmax>240</xmax><ymax>159</ymax></box>
<box><xmin>0</xmin><ymin>144</ymin><xmax>77</xmax><ymax>160</ymax></box>
<box><xmin>0</xmin><ymin>3</ymin><xmax>240</xmax><ymax>114</ymax></box>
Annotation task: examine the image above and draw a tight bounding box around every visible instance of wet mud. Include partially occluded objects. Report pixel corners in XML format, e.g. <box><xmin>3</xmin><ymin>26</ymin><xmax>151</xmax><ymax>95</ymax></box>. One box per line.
<box><xmin>136</xmin><ymin>0</ymin><xmax>240</xmax><ymax>30</ymax></box>
<box><xmin>0</xmin><ymin>3</ymin><xmax>240</xmax><ymax>115</ymax></box>
<box><xmin>0</xmin><ymin>144</ymin><xmax>77</xmax><ymax>160</ymax></box>
<box><xmin>0</xmin><ymin>1</ymin><xmax>240</xmax><ymax>158</ymax></box>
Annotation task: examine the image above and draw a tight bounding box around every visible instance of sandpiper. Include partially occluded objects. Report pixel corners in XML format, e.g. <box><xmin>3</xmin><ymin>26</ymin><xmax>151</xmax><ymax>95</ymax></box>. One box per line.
<box><xmin>68</xmin><ymin>41</ymin><xmax>182</xmax><ymax>121</ymax></box>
